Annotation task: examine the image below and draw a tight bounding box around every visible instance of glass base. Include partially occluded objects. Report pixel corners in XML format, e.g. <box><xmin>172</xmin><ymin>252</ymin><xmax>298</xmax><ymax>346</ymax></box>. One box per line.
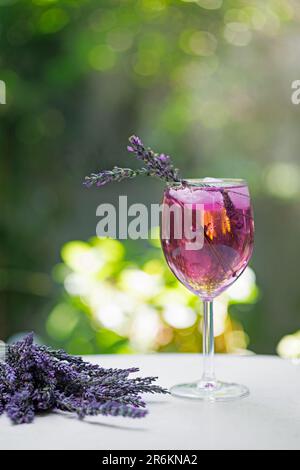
<box><xmin>170</xmin><ymin>380</ymin><xmax>249</xmax><ymax>402</ymax></box>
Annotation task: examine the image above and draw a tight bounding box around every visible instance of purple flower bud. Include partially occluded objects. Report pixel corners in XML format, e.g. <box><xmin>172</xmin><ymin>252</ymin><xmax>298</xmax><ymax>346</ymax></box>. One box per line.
<box><xmin>129</xmin><ymin>135</ymin><xmax>142</xmax><ymax>147</ymax></box>
<box><xmin>158</xmin><ymin>154</ymin><xmax>170</xmax><ymax>163</ymax></box>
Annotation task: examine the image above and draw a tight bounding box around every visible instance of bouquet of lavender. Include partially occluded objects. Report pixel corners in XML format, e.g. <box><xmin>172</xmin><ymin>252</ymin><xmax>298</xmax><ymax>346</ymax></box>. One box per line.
<box><xmin>84</xmin><ymin>134</ymin><xmax>234</xmax><ymax>211</ymax></box>
<box><xmin>84</xmin><ymin>135</ymin><xmax>181</xmax><ymax>188</ymax></box>
<box><xmin>0</xmin><ymin>333</ymin><xmax>168</xmax><ymax>425</ymax></box>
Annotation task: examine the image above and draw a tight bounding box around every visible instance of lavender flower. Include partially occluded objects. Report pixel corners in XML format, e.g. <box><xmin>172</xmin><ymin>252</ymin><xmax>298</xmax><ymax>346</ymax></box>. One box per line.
<box><xmin>84</xmin><ymin>135</ymin><xmax>181</xmax><ymax>188</ymax></box>
<box><xmin>0</xmin><ymin>333</ymin><xmax>168</xmax><ymax>425</ymax></box>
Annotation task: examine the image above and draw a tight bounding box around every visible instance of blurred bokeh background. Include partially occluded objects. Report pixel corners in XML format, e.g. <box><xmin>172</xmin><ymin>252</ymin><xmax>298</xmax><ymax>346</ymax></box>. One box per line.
<box><xmin>1</xmin><ymin>0</ymin><xmax>300</xmax><ymax>358</ymax></box>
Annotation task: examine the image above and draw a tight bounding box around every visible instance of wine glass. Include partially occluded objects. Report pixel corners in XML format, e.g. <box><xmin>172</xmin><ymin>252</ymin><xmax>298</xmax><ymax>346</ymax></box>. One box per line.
<box><xmin>161</xmin><ymin>178</ymin><xmax>254</xmax><ymax>401</ymax></box>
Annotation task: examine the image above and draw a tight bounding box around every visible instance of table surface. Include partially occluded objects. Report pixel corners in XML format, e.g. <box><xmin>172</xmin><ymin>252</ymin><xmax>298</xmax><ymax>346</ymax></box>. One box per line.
<box><xmin>1</xmin><ymin>354</ymin><xmax>299</xmax><ymax>450</ymax></box>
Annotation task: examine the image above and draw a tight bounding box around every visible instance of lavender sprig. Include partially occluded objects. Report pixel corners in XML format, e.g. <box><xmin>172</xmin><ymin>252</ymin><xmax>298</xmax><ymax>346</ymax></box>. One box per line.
<box><xmin>84</xmin><ymin>135</ymin><xmax>181</xmax><ymax>188</ymax></box>
<box><xmin>0</xmin><ymin>333</ymin><xmax>168</xmax><ymax>425</ymax></box>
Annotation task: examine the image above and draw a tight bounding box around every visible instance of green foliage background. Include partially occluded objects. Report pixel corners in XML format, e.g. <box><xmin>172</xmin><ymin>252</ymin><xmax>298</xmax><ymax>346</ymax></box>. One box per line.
<box><xmin>1</xmin><ymin>0</ymin><xmax>300</xmax><ymax>354</ymax></box>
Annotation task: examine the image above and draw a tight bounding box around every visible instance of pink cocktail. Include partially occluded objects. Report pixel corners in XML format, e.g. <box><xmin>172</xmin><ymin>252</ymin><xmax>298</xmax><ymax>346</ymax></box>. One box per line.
<box><xmin>161</xmin><ymin>179</ymin><xmax>254</xmax><ymax>401</ymax></box>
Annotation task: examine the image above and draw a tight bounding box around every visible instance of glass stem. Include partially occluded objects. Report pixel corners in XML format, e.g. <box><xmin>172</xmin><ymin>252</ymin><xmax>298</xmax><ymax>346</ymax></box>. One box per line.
<box><xmin>201</xmin><ymin>300</ymin><xmax>216</xmax><ymax>386</ymax></box>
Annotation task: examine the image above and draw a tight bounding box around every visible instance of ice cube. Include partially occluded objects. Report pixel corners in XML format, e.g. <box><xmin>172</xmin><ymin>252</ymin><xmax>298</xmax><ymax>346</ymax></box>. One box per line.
<box><xmin>203</xmin><ymin>177</ymin><xmax>223</xmax><ymax>183</ymax></box>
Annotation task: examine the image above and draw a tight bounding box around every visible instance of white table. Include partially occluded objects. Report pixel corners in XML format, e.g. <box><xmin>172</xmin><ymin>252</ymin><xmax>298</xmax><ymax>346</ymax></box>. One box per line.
<box><xmin>1</xmin><ymin>354</ymin><xmax>299</xmax><ymax>450</ymax></box>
